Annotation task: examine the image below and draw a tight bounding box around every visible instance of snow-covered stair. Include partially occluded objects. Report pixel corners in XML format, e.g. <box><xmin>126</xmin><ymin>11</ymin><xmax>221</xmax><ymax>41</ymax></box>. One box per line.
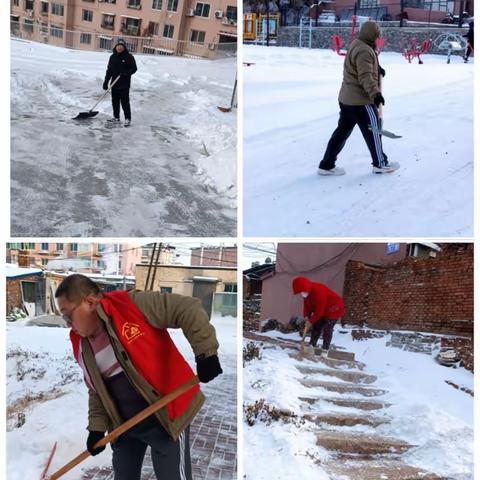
<box><xmin>295</xmin><ymin>365</ymin><xmax>377</xmax><ymax>384</ymax></box>
<box><xmin>299</xmin><ymin>396</ymin><xmax>392</xmax><ymax>411</ymax></box>
<box><xmin>324</xmin><ymin>460</ymin><xmax>448</xmax><ymax>480</ymax></box>
<box><xmin>303</xmin><ymin>412</ymin><xmax>389</xmax><ymax>428</ymax></box>
<box><xmin>300</xmin><ymin>379</ymin><xmax>388</xmax><ymax>397</ymax></box>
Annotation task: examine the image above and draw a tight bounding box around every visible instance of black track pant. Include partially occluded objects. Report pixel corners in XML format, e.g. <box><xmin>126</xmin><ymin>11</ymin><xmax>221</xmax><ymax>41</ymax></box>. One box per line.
<box><xmin>111</xmin><ymin>88</ymin><xmax>131</xmax><ymax>121</ymax></box>
<box><xmin>465</xmin><ymin>42</ymin><xmax>474</xmax><ymax>60</ymax></box>
<box><xmin>112</xmin><ymin>419</ymin><xmax>192</xmax><ymax>480</ymax></box>
<box><xmin>319</xmin><ymin>102</ymin><xmax>388</xmax><ymax>169</ymax></box>
<box><xmin>310</xmin><ymin>318</ymin><xmax>337</xmax><ymax>350</ymax></box>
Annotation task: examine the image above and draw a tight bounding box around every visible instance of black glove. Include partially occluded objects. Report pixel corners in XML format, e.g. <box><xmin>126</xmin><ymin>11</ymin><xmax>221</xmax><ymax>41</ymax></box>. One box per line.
<box><xmin>379</xmin><ymin>66</ymin><xmax>386</xmax><ymax>78</ymax></box>
<box><xmin>102</xmin><ymin>81</ymin><xmax>108</xmax><ymax>91</ymax></box>
<box><xmin>373</xmin><ymin>93</ymin><xmax>385</xmax><ymax>108</ymax></box>
<box><xmin>196</xmin><ymin>354</ymin><xmax>223</xmax><ymax>383</ymax></box>
<box><xmin>87</xmin><ymin>431</ymin><xmax>106</xmax><ymax>456</ymax></box>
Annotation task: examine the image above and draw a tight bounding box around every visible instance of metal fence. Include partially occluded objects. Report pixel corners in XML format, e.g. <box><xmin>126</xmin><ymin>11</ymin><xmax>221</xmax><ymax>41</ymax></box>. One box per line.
<box><xmin>10</xmin><ymin>21</ymin><xmax>237</xmax><ymax>60</ymax></box>
<box><xmin>245</xmin><ymin>0</ymin><xmax>473</xmax><ymax>28</ymax></box>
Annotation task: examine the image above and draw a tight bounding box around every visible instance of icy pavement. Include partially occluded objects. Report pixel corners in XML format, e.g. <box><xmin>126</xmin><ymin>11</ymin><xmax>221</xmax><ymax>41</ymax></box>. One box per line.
<box><xmin>243</xmin><ymin>328</ymin><xmax>473</xmax><ymax>480</ymax></box>
<box><xmin>11</xmin><ymin>39</ymin><xmax>236</xmax><ymax>236</ymax></box>
<box><xmin>7</xmin><ymin>315</ymin><xmax>237</xmax><ymax>480</ymax></box>
<box><xmin>243</xmin><ymin>45</ymin><xmax>473</xmax><ymax>237</ymax></box>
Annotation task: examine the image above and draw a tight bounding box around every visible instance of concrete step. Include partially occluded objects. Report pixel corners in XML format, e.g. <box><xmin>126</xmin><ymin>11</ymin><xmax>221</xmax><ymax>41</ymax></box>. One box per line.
<box><xmin>303</xmin><ymin>412</ymin><xmax>389</xmax><ymax>427</ymax></box>
<box><xmin>300</xmin><ymin>379</ymin><xmax>388</xmax><ymax>397</ymax></box>
<box><xmin>324</xmin><ymin>459</ymin><xmax>447</xmax><ymax>480</ymax></box>
<box><xmin>299</xmin><ymin>396</ymin><xmax>392</xmax><ymax>411</ymax></box>
<box><xmin>296</xmin><ymin>365</ymin><xmax>377</xmax><ymax>384</ymax></box>
<box><xmin>323</xmin><ymin>348</ymin><xmax>355</xmax><ymax>362</ymax></box>
<box><xmin>317</xmin><ymin>431</ymin><xmax>414</xmax><ymax>455</ymax></box>
<box><xmin>288</xmin><ymin>352</ymin><xmax>366</xmax><ymax>371</ymax></box>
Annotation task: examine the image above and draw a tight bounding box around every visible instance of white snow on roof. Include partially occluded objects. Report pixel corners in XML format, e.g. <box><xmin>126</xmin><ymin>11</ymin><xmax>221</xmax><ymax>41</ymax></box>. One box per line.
<box><xmin>6</xmin><ymin>264</ymin><xmax>43</xmax><ymax>278</ymax></box>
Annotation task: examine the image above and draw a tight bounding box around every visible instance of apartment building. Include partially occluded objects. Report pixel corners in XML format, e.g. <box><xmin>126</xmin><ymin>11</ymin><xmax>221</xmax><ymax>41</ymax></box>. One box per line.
<box><xmin>11</xmin><ymin>0</ymin><xmax>237</xmax><ymax>56</ymax></box>
<box><xmin>5</xmin><ymin>242</ymin><xmax>161</xmax><ymax>275</ymax></box>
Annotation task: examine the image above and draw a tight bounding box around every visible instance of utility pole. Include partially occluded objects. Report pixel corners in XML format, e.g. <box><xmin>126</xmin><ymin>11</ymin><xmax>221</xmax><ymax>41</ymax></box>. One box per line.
<box><xmin>400</xmin><ymin>0</ymin><xmax>404</xmax><ymax>28</ymax></box>
<box><xmin>266</xmin><ymin>0</ymin><xmax>270</xmax><ymax>46</ymax></box>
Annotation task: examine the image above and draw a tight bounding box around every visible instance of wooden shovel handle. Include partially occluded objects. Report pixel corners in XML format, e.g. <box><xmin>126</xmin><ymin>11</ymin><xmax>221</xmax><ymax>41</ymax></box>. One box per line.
<box><xmin>48</xmin><ymin>376</ymin><xmax>200</xmax><ymax>480</ymax></box>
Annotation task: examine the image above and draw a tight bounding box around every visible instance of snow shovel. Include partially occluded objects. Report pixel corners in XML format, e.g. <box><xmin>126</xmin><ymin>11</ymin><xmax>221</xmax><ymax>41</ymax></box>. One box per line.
<box><xmin>73</xmin><ymin>75</ymin><xmax>121</xmax><ymax>120</ymax></box>
<box><xmin>218</xmin><ymin>75</ymin><xmax>237</xmax><ymax>113</ymax></box>
<box><xmin>41</xmin><ymin>376</ymin><xmax>200</xmax><ymax>480</ymax></box>
<box><xmin>368</xmin><ymin>76</ymin><xmax>402</xmax><ymax>139</ymax></box>
<box><xmin>295</xmin><ymin>321</ymin><xmax>310</xmax><ymax>360</ymax></box>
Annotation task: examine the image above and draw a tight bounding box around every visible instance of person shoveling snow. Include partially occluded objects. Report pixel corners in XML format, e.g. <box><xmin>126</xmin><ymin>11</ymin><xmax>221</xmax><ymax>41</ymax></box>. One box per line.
<box><xmin>48</xmin><ymin>274</ymin><xmax>223</xmax><ymax>480</ymax></box>
<box><xmin>318</xmin><ymin>21</ymin><xmax>400</xmax><ymax>176</ymax></box>
<box><xmin>292</xmin><ymin>277</ymin><xmax>344</xmax><ymax>356</ymax></box>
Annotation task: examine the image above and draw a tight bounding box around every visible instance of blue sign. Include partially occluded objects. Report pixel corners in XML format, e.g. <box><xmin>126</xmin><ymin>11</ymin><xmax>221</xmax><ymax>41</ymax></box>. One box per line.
<box><xmin>386</xmin><ymin>243</ymin><xmax>400</xmax><ymax>255</ymax></box>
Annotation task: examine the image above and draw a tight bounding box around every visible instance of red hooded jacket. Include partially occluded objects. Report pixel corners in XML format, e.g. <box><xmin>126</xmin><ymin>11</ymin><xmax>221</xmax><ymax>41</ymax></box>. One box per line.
<box><xmin>292</xmin><ymin>277</ymin><xmax>344</xmax><ymax>324</ymax></box>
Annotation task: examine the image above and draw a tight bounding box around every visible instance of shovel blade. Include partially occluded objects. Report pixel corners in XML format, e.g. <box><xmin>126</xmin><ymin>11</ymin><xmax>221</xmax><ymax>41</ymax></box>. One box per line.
<box><xmin>217</xmin><ymin>106</ymin><xmax>232</xmax><ymax>113</ymax></box>
<box><xmin>368</xmin><ymin>124</ymin><xmax>402</xmax><ymax>139</ymax></box>
<box><xmin>73</xmin><ymin>111</ymin><xmax>99</xmax><ymax>120</ymax></box>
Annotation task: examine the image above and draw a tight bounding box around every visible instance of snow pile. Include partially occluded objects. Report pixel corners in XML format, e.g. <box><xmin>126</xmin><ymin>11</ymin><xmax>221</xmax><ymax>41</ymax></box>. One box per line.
<box><xmin>244</xmin><ymin>327</ymin><xmax>473</xmax><ymax>479</ymax></box>
<box><xmin>11</xmin><ymin>40</ymin><xmax>236</xmax><ymax>236</ymax></box>
<box><xmin>243</xmin><ymin>45</ymin><xmax>473</xmax><ymax>236</ymax></box>
<box><xmin>6</xmin><ymin>314</ymin><xmax>236</xmax><ymax>480</ymax></box>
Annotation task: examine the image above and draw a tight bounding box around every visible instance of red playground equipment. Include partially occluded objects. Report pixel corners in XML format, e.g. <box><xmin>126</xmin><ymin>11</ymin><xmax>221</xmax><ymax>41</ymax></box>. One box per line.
<box><xmin>401</xmin><ymin>37</ymin><xmax>430</xmax><ymax>64</ymax></box>
<box><xmin>332</xmin><ymin>16</ymin><xmax>385</xmax><ymax>56</ymax></box>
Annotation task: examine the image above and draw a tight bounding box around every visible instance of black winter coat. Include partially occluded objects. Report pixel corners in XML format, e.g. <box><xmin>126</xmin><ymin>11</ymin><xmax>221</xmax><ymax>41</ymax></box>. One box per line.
<box><xmin>104</xmin><ymin>48</ymin><xmax>137</xmax><ymax>90</ymax></box>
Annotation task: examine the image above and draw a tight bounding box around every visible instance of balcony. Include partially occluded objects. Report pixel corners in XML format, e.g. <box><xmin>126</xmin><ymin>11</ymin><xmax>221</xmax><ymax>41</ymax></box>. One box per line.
<box><xmin>122</xmin><ymin>25</ymin><xmax>139</xmax><ymax>36</ymax></box>
<box><xmin>222</xmin><ymin>17</ymin><xmax>237</xmax><ymax>26</ymax></box>
<box><xmin>126</xmin><ymin>1</ymin><xmax>141</xmax><ymax>9</ymax></box>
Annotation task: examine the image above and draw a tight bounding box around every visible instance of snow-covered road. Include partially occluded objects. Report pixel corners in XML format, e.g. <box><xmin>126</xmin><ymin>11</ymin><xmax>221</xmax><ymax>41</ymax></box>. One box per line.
<box><xmin>11</xmin><ymin>39</ymin><xmax>237</xmax><ymax>236</ymax></box>
<box><xmin>243</xmin><ymin>46</ymin><xmax>473</xmax><ymax>237</ymax></box>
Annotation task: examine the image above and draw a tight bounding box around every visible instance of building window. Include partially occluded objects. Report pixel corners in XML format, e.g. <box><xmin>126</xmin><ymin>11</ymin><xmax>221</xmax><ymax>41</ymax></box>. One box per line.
<box><xmin>224</xmin><ymin>283</ymin><xmax>237</xmax><ymax>293</ymax></box>
<box><xmin>70</xmin><ymin>243</ymin><xmax>78</xmax><ymax>252</ymax></box>
<box><xmin>50</xmin><ymin>25</ymin><xmax>63</xmax><ymax>37</ymax></box>
<box><xmin>82</xmin><ymin>9</ymin><xmax>93</xmax><ymax>21</ymax></box>
<box><xmin>122</xmin><ymin>17</ymin><xmax>140</xmax><ymax>36</ymax></box>
<box><xmin>118</xmin><ymin>260</ymin><xmax>122</xmax><ymax>270</ymax></box>
<box><xmin>163</xmin><ymin>24</ymin><xmax>174</xmax><ymax>38</ymax></box>
<box><xmin>97</xmin><ymin>260</ymin><xmax>106</xmax><ymax>269</ymax></box>
<box><xmin>40</xmin><ymin>1</ymin><xmax>49</xmax><ymax>14</ymax></box>
<box><xmin>195</xmin><ymin>2</ymin><xmax>210</xmax><ymax>18</ymax></box>
<box><xmin>56</xmin><ymin>243</ymin><xmax>64</xmax><ymax>252</ymax></box>
<box><xmin>225</xmin><ymin>5</ymin><xmax>237</xmax><ymax>22</ymax></box>
<box><xmin>99</xmin><ymin>36</ymin><xmax>113</xmax><ymax>49</ymax></box>
<box><xmin>166</xmin><ymin>0</ymin><xmax>178</xmax><ymax>12</ymax></box>
<box><xmin>101</xmin><ymin>14</ymin><xmax>115</xmax><ymax>30</ymax></box>
<box><xmin>359</xmin><ymin>0</ymin><xmax>379</xmax><ymax>6</ymax></box>
<box><xmin>127</xmin><ymin>0</ymin><xmax>141</xmax><ymax>8</ymax></box>
<box><xmin>80</xmin><ymin>33</ymin><xmax>91</xmax><ymax>43</ymax></box>
<box><xmin>50</xmin><ymin>3</ymin><xmax>64</xmax><ymax>15</ymax></box>
<box><xmin>41</xmin><ymin>243</ymin><xmax>49</xmax><ymax>251</ymax></box>
<box><xmin>190</xmin><ymin>29</ymin><xmax>205</xmax><ymax>43</ymax></box>
<box><xmin>148</xmin><ymin>21</ymin><xmax>159</xmax><ymax>35</ymax></box>
<box><xmin>160</xmin><ymin>287</ymin><xmax>173</xmax><ymax>293</ymax></box>
<box><xmin>13</xmin><ymin>0</ymin><xmax>20</xmax><ymax>6</ymax></box>
<box><xmin>42</xmin><ymin>258</ymin><xmax>49</xmax><ymax>266</ymax></box>
<box><xmin>152</xmin><ymin>0</ymin><xmax>162</xmax><ymax>9</ymax></box>
<box><xmin>24</xmin><ymin>18</ymin><xmax>34</xmax><ymax>32</ymax></box>
<box><xmin>98</xmin><ymin>244</ymin><xmax>106</xmax><ymax>252</ymax></box>
<box><xmin>25</xmin><ymin>0</ymin><xmax>34</xmax><ymax>10</ymax></box>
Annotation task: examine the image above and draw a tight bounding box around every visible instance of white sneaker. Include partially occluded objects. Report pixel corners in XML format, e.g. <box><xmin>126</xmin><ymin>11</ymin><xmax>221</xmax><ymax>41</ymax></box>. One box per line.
<box><xmin>372</xmin><ymin>161</ymin><xmax>400</xmax><ymax>174</ymax></box>
<box><xmin>124</xmin><ymin>119</ymin><xmax>131</xmax><ymax>127</ymax></box>
<box><xmin>107</xmin><ymin>117</ymin><xmax>120</xmax><ymax>123</ymax></box>
<box><xmin>320</xmin><ymin>348</ymin><xmax>329</xmax><ymax>358</ymax></box>
<box><xmin>318</xmin><ymin>167</ymin><xmax>346</xmax><ymax>176</ymax></box>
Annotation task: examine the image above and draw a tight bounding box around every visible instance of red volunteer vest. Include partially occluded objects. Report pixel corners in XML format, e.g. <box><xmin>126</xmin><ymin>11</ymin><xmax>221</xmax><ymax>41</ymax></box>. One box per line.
<box><xmin>70</xmin><ymin>290</ymin><xmax>200</xmax><ymax>420</ymax></box>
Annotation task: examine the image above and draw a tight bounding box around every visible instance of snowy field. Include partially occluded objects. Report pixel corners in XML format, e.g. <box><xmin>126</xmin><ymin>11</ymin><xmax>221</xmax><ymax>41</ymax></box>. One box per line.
<box><xmin>244</xmin><ymin>328</ymin><xmax>474</xmax><ymax>480</ymax></box>
<box><xmin>6</xmin><ymin>314</ymin><xmax>237</xmax><ymax>480</ymax></box>
<box><xmin>11</xmin><ymin>39</ymin><xmax>237</xmax><ymax>236</ymax></box>
<box><xmin>243</xmin><ymin>45</ymin><xmax>473</xmax><ymax>237</ymax></box>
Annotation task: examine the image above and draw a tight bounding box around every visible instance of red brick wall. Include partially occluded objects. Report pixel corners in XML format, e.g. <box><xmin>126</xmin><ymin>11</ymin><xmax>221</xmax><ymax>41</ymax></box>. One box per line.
<box><xmin>343</xmin><ymin>244</ymin><xmax>473</xmax><ymax>337</ymax></box>
<box><xmin>6</xmin><ymin>275</ymin><xmax>40</xmax><ymax>314</ymax></box>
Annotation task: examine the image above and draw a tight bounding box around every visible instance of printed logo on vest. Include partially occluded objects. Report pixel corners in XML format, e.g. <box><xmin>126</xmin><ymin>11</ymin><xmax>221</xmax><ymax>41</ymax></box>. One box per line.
<box><xmin>122</xmin><ymin>322</ymin><xmax>144</xmax><ymax>343</ymax></box>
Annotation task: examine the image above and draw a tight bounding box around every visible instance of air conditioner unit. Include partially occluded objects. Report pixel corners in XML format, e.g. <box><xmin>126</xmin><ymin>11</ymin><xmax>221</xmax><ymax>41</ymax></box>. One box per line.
<box><xmin>26</xmin><ymin>10</ymin><xmax>34</xmax><ymax>17</ymax></box>
<box><xmin>186</xmin><ymin>8</ymin><xmax>194</xmax><ymax>16</ymax></box>
<box><xmin>215</xmin><ymin>10</ymin><xmax>223</xmax><ymax>19</ymax></box>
